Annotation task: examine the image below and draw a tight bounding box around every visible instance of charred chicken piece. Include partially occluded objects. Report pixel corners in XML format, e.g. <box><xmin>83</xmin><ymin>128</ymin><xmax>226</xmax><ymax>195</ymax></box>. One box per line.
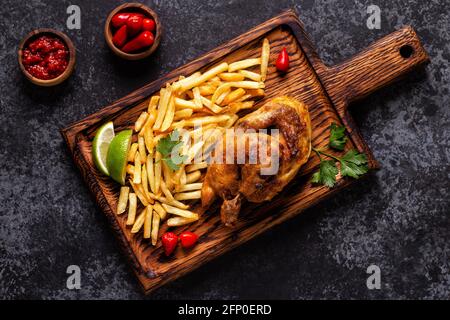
<box><xmin>201</xmin><ymin>96</ymin><xmax>312</xmax><ymax>227</ymax></box>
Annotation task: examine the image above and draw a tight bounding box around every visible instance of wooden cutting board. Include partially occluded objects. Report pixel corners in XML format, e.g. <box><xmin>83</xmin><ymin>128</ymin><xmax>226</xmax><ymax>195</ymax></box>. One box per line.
<box><xmin>61</xmin><ymin>10</ymin><xmax>429</xmax><ymax>294</ymax></box>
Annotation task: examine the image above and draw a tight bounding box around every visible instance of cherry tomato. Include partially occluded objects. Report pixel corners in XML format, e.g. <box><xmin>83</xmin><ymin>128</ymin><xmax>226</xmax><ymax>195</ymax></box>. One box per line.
<box><xmin>276</xmin><ymin>47</ymin><xmax>290</xmax><ymax>72</ymax></box>
<box><xmin>179</xmin><ymin>231</ymin><xmax>198</xmax><ymax>249</ymax></box>
<box><xmin>161</xmin><ymin>232</ymin><xmax>178</xmax><ymax>256</ymax></box>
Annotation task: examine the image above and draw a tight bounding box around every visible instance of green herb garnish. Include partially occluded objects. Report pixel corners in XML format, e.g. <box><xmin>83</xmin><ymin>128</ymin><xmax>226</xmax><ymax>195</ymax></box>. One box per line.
<box><xmin>156</xmin><ymin>130</ymin><xmax>187</xmax><ymax>170</ymax></box>
<box><xmin>312</xmin><ymin>123</ymin><xmax>368</xmax><ymax>188</ymax></box>
<box><xmin>329</xmin><ymin>123</ymin><xmax>348</xmax><ymax>151</ymax></box>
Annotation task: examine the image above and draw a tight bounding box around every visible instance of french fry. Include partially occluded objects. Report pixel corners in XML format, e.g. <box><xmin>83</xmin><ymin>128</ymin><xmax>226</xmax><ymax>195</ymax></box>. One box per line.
<box><xmin>200</xmin><ymin>96</ymin><xmax>223</xmax><ymax>113</ymax></box>
<box><xmin>198</xmin><ymin>84</ymin><xmax>217</xmax><ymax>96</ymax></box>
<box><xmin>216</xmin><ymin>89</ymin><xmax>231</xmax><ymax>106</ymax></box>
<box><xmin>174</xmin><ymin>97</ymin><xmax>201</xmax><ymax>110</ymax></box>
<box><xmin>208</xmin><ymin>76</ymin><xmax>222</xmax><ymax>87</ymax></box>
<box><xmin>186</xmin><ymin>170</ymin><xmax>202</xmax><ymax>184</ymax></box>
<box><xmin>180</xmin><ymin>168</ymin><xmax>187</xmax><ymax>185</ymax></box>
<box><xmin>154</xmin><ymin>152</ymin><xmax>162</xmax><ymax>194</ymax></box>
<box><xmin>167</xmin><ymin>216</ymin><xmax>199</xmax><ymax>227</ymax></box>
<box><xmin>231</xmin><ymin>81</ymin><xmax>265</xmax><ymax>89</ymax></box>
<box><xmin>238</xmin><ymin>69</ymin><xmax>262</xmax><ymax>82</ymax></box>
<box><xmin>174</xmin><ymin>115</ymin><xmax>230</xmax><ymax>128</ymax></box>
<box><xmin>133</xmin><ymin>151</ymin><xmax>141</xmax><ymax>184</ymax></box>
<box><xmin>144</xmin><ymin>205</ymin><xmax>153</xmax><ymax>239</ymax></box>
<box><xmin>131</xmin><ymin>207</ymin><xmax>146</xmax><ymax>233</ymax></box>
<box><xmin>153</xmin><ymin>202</ymin><xmax>167</xmax><ymax>220</ymax></box>
<box><xmin>174</xmin><ymin>109</ymin><xmax>193</xmax><ymax>120</ymax></box>
<box><xmin>140</xmin><ymin>109</ymin><xmax>157</xmax><ymax>137</ymax></box>
<box><xmin>127</xmin><ymin>193</ymin><xmax>137</xmax><ymax>225</ymax></box>
<box><xmin>128</xmin><ymin>143</ymin><xmax>138</xmax><ymax>162</ymax></box>
<box><xmin>144</xmin><ymin>125</ymin><xmax>155</xmax><ymax>155</ymax></box>
<box><xmin>222</xmin><ymin>88</ymin><xmax>246</xmax><ymax>105</ymax></box>
<box><xmin>151</xmin><ymin>210</ymin><xmax>160</xmax><ymax>245</ymax></box>
<box><xmin>161</xmin><ymin>96</ymin><xmax>175</xmax><ymax>132</ymax></box>
<box><xmin>176</xmin><ymin>183</ymin><xmax>203</xmax><ymax>192</ymax></box>
<box><xmin>186</xmin><ymin>163</ymin><xmax>207</xmax><ymax>173</ymax></box>
<box><xmin>173</xmin><ymin>72</ymin><xmax>201</xmax><ymax>91</ymax></box>
<box><xmin>117</xmin><ymin>186</ymin><xmax>130</xmax><ymax>215</ymax></box>
<box><xmin>208</xmin><ymin>75</ymin><xmax>222</xmax><ymax>87</ymax></box>
<box><xmin>192</xmin><ymin>87</ymin><xmax>203</xmax><ymax>110</ymax></box>
<box><xmin>135</xmin><ymin>112</ymin><xmax>148</xmax><ymax>132</ymax></box>
<box><xmin>162</xmin><ymin>204</ymin><xmax>199</xmax><ymax>219</ymax></box>
<box><xmin>219</xmin><ymin>72</ymin><xmax>245</xmax><ymax>82</ymax></box>
<box><xmin>147</xmin><ymin>95</ymin><xmax>160</xmax><ymax>113</ymax></box>
<box><xmin>211</xmin><ymin>81</ymin><xmax>263</xmax><ymax>105</ymax></box>
<box><xmin>129</xmin><ymin>179</ymin><xmax>151</xmax><ymax>207</ymax></box>
<box><xmin>211</xmin><ymin>83</ymin><xmax>231</xmax><ymax>105</ymax></box>
<box><xmin>189</xmin><ymin>123</ymin><xmax>214</xmax><ymax>140</ymax></box>
<box><xmin>228</xmin><ymin>58</ymin><xmax>261</xmax><ymax>72</ymax></box>
<box><xmin>138</xmin><ymin>136</ymin><xmax>147</xmax><ymax>163</ymax></box>
<box><xmin>142</xmin><ymin>164</ymin><xmax>149</xmax><ymax>199</ymax></box>
<box><xmin>161</xmin><ymin>197</ymin><xmax>189</xmax><ymax>210</ymax></box>
<box><xmin>234</xmin><ymin>94</ymin><xmax>252</xmax><ymax>103</ymax></box>
<box><xmin>174</xmin><ymin>191</ymin><xmax>202</xmax><ymax>201</ymax></box>
<box><xmin>172</xmin><ymin>162</ymin><xmax>185</xmax><ymax>184</ymax></box>
<box><xmin>186</xmin><ymin>140</ymin><xmax>205</xmax><ymax>163</ymax></box>
<box><xmin>248</xmin><ymin>89</ymin><xmax>265</xmax><ymax>97</ymax></box>
<box><xmin>222</xmin><ymin>101</ymin><xmax>255</xmax><ymax>114</ymax></box>
<box><xmin>126</xmin><ymin>164</ymin><xmax>135</xmax><ymax>176</ymax></box>
<box><xmin>162</xmin><ymin>162</ymin><xmax>174</xmax><ymax>191</ymax></box>
<box><xmin>260</xmin><ymin>38</ymin><xmax>270</xmax><ymax>81</ymax></box>
<box><xmin>175</xmin><ymin>63</ymin><xmax>229</xmax><ymax>91</ymax></box>
<box><xmin>222</xmin><ymin>114</ymin><xmax>240</xmax><ymax>128</ymax></box>
<box><xmin>153</xmin><ymin>86</ymin><xmax>171</xmax><ymax>130</ymax></box>
<box><xmin>147</xmin><ymin>156</ymin><xmax>155</xmax><ymax>194</ymax></box>
<box><xmin>160</xmin><ymin>180</ymin><xmax>175</xmax><ymax>202</ymax></box>
<box><xmin>148</xmin><ymin>193</ymin><xmax>190</xmax><ymax>210</ymax></box>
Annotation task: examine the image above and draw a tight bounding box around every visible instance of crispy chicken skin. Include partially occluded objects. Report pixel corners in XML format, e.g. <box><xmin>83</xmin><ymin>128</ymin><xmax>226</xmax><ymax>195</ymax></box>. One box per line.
<box><xmin>201</xmin><ymin>96</ymin><xmax>312</xmax><ymax>227</ymax></box>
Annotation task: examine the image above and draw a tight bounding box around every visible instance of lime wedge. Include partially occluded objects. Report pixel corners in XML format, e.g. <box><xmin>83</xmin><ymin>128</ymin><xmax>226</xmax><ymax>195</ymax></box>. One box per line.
<box><xmin>106</xmin><ymin>129</ymin><xmax>133</xmax><ymax>185</ymax></box>
<box><xmin>92</xmin><ymin>122</ymin><xmax>115</xmax><ymax>176</ymax></box>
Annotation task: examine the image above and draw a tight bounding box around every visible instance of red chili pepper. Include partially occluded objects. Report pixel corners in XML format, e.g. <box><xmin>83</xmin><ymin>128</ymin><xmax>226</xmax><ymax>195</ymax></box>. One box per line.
<box><xmin>112</xmin><ymin>25</ymin><xmax>128</xmax><ymax>48</ymax></box>
<box><xmin>122</xmin><ymin>31</ymin><xmax>154</xmax><ymax>53</ymax></box>
<box><xmin>179</xmin><ymin>231</ymin><xmax>198</xmax><ymax>249</ymax></box>
<box><xmin>276</xmin><ymin>47</ymin><xmax>290</xmax><ymax>72</ymax></box>
<box><xmin>142</xmin><ymin>18</ymin><xmax>156</xmax><ymax>32</ymax></box>
<box><xmin>111</xmin><ymin>12</ymin><xmax>143</xmax><ymax>29</ymax></box>
<box><xmin>161</xmin><ymin>232</ymin><xmax>178</xmax><ymax>256</ymax></box>
<box><xmin>126</xmin><ymin>15</ymin><xmax>143</xmax><ymax>37</ymax></box>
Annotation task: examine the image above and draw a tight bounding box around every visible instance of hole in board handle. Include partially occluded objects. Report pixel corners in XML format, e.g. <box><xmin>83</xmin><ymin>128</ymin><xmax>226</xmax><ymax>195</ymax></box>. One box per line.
<box><xmin>399</xmin><ymin>45</ymin><xmax>414</xmax><ymax>58</ymax></box>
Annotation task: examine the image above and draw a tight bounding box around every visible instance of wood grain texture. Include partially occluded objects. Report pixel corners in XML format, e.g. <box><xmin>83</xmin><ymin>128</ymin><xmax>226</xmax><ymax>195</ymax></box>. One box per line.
<box><xmin>61</xmin><ymin>10</ymin><xmax>428</xmax><ymax>294</ymax></box>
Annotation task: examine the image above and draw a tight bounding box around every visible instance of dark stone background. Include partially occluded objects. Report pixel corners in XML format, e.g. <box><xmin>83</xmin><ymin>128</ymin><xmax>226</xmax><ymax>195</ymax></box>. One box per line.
<box><xmin>0</xmin><ymin>0</ymin><xmax>448</xmax><ymax>299</ymax></box>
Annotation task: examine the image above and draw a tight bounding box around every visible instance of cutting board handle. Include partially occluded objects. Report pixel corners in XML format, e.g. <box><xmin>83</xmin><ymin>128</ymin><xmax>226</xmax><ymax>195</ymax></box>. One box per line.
<box><xmin>321</xmin><ymin>26</ymin><xmax>429</xmax><ymax>108</ymax></box>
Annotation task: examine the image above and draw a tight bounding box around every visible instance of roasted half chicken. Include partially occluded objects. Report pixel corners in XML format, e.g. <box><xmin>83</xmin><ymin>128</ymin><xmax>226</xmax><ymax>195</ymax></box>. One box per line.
<box><xmin>201</xmin><ymin>96</ymin><xmax>312</xmax><ymax>227</ymax></box>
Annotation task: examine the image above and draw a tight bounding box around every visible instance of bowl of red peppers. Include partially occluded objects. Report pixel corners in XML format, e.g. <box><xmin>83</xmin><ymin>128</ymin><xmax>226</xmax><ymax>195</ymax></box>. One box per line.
<box><xmin>105</xmin><ymin>3</ymin><xmax>161</xmax><ymax>61</ymax></box>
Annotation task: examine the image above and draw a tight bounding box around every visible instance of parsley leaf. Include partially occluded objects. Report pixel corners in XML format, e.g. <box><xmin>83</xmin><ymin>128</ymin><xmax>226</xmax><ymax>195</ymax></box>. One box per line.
<box><xmin>156</xmin><ymin>130</ymin><xmax>187</xmax><ymax>170</ymax></box>
<box><xmin>311</xmin><ymin>126</ymin><xmax>369</xmax><ymax>188</ymax></box>
<box><xmin>329</xmin><ymin>123</ymin><xmax>347</xmax><ymax>151</ymax></box>
<box><xmin>339</xmin><ymin>150</ymin><xmax>368</xmax><ymax>179</ymax></box>
<box><xmin>311</xmin><ymin>160</ymin><xmax>339</xmax><ymax>188</ymax></box>
<box><xmin>156</xmin><ymin>130</ymin><xmax>181</xmax><ymax>158</ymax></box>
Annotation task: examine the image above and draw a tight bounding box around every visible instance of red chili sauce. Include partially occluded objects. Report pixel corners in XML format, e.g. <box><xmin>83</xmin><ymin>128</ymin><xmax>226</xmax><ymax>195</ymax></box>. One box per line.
<box><xmin>22</xmin><ymin>35</ymin><xmax>69</xmax><ymax>80</ymax></box>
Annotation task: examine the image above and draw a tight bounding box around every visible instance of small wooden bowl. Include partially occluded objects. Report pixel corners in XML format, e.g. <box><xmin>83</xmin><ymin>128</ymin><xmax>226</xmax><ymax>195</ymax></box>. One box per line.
<box><xmin>18</xmin><ymin>29</ymin><xmax>76</xmax><ymax>87</ymax></box>
<box><xmin>104</xmin><ymin>3</ymin><xmax>162</xmax><ymax>61</ymax></box>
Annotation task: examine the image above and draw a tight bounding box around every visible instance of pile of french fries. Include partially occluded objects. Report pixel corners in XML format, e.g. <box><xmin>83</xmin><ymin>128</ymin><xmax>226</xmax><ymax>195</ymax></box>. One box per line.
<box><xmin>116</xmin><ymin>39</ymin><xmax>271</xmax><ymax>245</ymax></box>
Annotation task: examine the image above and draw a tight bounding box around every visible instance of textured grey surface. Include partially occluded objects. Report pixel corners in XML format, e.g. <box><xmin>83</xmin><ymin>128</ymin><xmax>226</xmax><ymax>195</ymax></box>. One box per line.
<box><xmin>0</xmin><ymin>0</ymin><xmax>448</xmax><ymax>299</ymax></box>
